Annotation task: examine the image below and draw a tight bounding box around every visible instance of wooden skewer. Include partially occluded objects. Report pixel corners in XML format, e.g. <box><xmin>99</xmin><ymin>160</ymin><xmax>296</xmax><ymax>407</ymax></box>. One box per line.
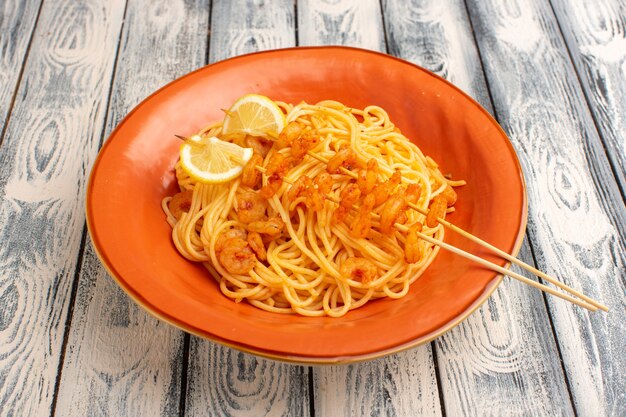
<box><xmin>175</xmin><ymin>133</ymin><xmax>605</xmax><ymax>311</ymax></box>
<box><xmin>253</xmin><ymin>163</ymin><xmax>598</xmax><ymax>311</ymax></box>
<box><xmin>299</xmin><ymin>149</ymin><xmax>608</xmax><ymax>312</ymax></box>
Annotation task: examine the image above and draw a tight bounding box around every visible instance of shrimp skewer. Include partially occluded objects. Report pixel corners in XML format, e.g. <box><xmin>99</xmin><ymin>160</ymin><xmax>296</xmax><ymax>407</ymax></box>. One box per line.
<box><xmin>246</xmin><ymin>167</ymin><xmax>596</xmax><ymax>311</ymax></box>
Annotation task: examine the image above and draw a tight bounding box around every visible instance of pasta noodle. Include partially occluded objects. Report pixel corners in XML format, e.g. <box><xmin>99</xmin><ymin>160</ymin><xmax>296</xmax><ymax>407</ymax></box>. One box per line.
<box><xmin>162</xmin><ymin>99</ymin><xmax>463</xmax><ymax>317</ymax></box>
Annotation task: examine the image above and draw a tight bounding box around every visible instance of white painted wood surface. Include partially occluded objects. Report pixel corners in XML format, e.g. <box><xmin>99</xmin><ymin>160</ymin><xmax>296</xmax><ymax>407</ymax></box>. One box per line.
<box><xmin>298</xmin><ymin>0</ymin><xmax>386</xmax><ymax>51</ymax></box>
<box><xmin>54</xmin><ymin>1</ymin><xmax>208</xmax><ymax>415</ymax></box>
<box><xmin>551</xmin><ymin>0</ymin><xmax>626</xmax><ymax>197</ymax></box>
<box><xmin>0</xmin><ymin>0</ymin><xmax>41</xmax><ymax>134</ymax></box>
<box><xmin>465</xmin><ymin>0</ymin><xmax>626</xmax><ymax>415</ymax></box>
<box><xmin>383</xmin><ymin>1</ymin><xmax>576</xmax><ymax>415</ymax></box>
<box><xmin>0</xmin><ymin>1</ymin><xmax>125</xmax><ymax>415</ymax></box>
<box><xmin>0</xmin><ymin>1</ymin><xmax>624</xmax><ymax>416</ymax></box>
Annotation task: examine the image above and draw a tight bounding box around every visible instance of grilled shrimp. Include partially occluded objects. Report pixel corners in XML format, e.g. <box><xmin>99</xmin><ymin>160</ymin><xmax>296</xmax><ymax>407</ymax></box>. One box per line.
<box><xmin>306</xmin><ymin>172</ymin><xmax>333</xmax><ymax>211</ymax></box>
<box><xmin>326</xmin><ymin>148</ymin><xmax>359</xmax><ymax>174</ymax></box>
<box><xmin>247</xmin><ymin>216</ymin><xmax>285</xmax><ymax>237</ymax></box>
<box><xmin>334</xmin><ymin>183</ymin><xmax>361</xmax><ymax>224</ymax></box>
<box><xmin>379</xmin><ymin>192</ymin><xmax>408</xmax><ymax>235</ymax></box>
<box><xmin>260</xmin><ymin>153</ymin><xmax>290</xmax><ymax>198</ymax></box>
<box><xmin>168</xmin><ymin>189</ymin><xmax>194</xmax><ymax>220</ymax></box>
<box><xmin>218</xmin><ymin>237</ymin><xmax>256</xmax><ymax>275</ymax></box>
<box><xmin>357</xmin><ymin>159</ymin><xmax>379</xmax><ymax>193</ymax></box>
<box><xmin>373</xmin><ymin>170</ymin><xmax>401</xmax><ymax>206</ymax></box>
<box><xmin>350</xmin><ymin>193</ymin><xmax>375</xmax><ymax>238</ymax></box>
<box><xmin>314</xmin><ymin>172</ymin><xmax>333</xmax><ymax>195</ymax></box>
<box><xmin>215</xmin><ymin>227</ymin><xmax>247</xmax><ymax>253</ymax></box>
<box><xmin>287</xmin><ymin>173</ymin><xmax>331</xmax><ymax>211</ymax></box>
<box><xmin>287</xmin><ymin>175</ymin><xmax>312</xmax><ymax>202</ymax></box>
<box><xmin>406</xmin><ymin>183</ymin><xmax>421</xmax><ymax>204</ymax></box>
<box><xmin>404</xmin><ymin>222</ymin><xmax>423</xmax><ymax>263</ymax></box>
<box><xmin>245</xmin><ymin>135</ymin><xmax>273</xmax><ymax>157</ymax></box>
<box><xmin>241</xmin><ymin>153</ymin><xmax>264</xmax><ymax>188</ymax></box>
<box><xmin>275</xmin><ymin>121</ymin><xmax>303</xmax><ymax>149</ymax></box>
<box><xmin>426</xmin><ymin>195</ymin><xmax>447</xmax><ymax>228</ymax></box>
<box><xmin>340</xmin><ymin>257</ymin><xmax>377</xmax><ymax>284</ymax></box>
<box><xmin>247</xmin><ymin>231</ymin><xmax>267</xmax><ymax>261</ymax></box>
<box><xmin>441</xmin><ymin>185</ymin><xmax>457</xmax><ymax>206</ymax></box>
<box><xmin>291</xmin><ymin>131</ymin><xmax>320</xmax><ymax>161</ymax></box>
<box><xmin>236</xmin><ymin>190</ymin><xmax>268</xmax><ymax>224</ymax></box>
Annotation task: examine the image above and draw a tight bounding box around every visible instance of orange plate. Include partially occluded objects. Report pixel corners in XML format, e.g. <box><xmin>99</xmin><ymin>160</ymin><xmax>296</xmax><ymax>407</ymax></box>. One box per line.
<box><xmin>87</xmin><ymin>46</ymin><xmax>527</xmax><ymax>364</ymax></box>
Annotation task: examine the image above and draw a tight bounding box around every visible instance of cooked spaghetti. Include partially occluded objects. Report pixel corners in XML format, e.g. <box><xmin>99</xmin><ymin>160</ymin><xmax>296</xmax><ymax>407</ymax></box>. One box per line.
<box><xmin>162</xmin><ymin>99</ymin><xmax>464</xmax><ymax>317</ymax></box>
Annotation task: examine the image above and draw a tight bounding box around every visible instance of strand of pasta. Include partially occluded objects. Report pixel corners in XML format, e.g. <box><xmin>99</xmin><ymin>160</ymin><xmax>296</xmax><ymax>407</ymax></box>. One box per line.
<box><xmin>165</xmin><ymin>102</ymin><xmax>443</xmax><ymax>316</ymax></box>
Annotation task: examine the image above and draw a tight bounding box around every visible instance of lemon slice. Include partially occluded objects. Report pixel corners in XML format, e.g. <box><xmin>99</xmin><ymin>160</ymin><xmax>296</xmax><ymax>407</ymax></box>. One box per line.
<box><xmin>222</xmin><ymin>94</ymin><xmax>286</xmax><ymax>137</ymax></box>
<box><xmin>180</xmin><ymin>135</ymin><xmax>253</xmax><ymax>184</ymax></box>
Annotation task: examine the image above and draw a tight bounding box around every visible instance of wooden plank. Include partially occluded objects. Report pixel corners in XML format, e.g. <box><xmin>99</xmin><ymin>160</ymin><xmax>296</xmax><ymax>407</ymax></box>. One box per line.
<box><xmin>297</xmin><ymin>0</ymin><xmax>386</xmax><ymax>51</ymax></box>
<box><xmin>0</xmin><ymin>1</ymin><xmax>126</xmax><ymax>416</ymax></box>
<box><xmin>0</xmin><ymin>0</ymin><xmax>42</xmax><ymax>135</ymax></box>
<box><xmin>187</xmin><ymin>340</ymin><xmax>310</xmax><ymax>417</ymax></box>
<box><xmin>314</xmin><ymin>349</ymin><xmax>441</xmax><ymax>417</ymax></box>
<box><xmin>185</xmin><ymin>2</ymin><xmax>311</xmax><ymax>416</ymax></box>
<box><xmin>208</xmin><ymin>0</ymin><xmax>296</xmax><ymax>63</ymax></box>
<box><xmin>382</xmin><ymin>1</ymin><xmax>576</xmax><ymax>415</ymax></box>
<box><xmin>53</xmin><ymin>1</ymin><xmax>209</xmax><ymax>415</ymax></box>
<box><xmin>550</xmin><ymin>0</ymin><xmax>626</xmax><ymax>196</ymax></box>
<box><xmin>465</xmin><ymin>0</ymin><xmax>626</xmax><ymax>415</ymax></box>
<box><xmin>297</xmin><ymin>2</ymin><xmax>443</xmax><ymax>416</ymax></box>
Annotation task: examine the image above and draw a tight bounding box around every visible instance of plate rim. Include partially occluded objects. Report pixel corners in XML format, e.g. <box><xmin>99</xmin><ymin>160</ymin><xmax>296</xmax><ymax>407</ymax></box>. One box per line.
<box><xmin>86</xmin><ymin>45</ymin><xmax>528</xmax><ymax>364</ymax></box>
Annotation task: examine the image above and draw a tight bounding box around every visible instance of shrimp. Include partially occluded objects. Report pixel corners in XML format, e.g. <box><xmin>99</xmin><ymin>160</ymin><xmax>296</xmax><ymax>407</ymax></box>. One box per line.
<box><xmin>426</xmin><ymin>195</ymin><xmax>447</xmax><ymax>228</ymax></box>
<box><xmin>357</xmin><ymin>159</ymin><xmax>379</xmax><ymax>193</ymax></box>
<box><xmin>236</xmin><ymin>190</ymin><xmax>268</xmax><ymax>224</ymax></box>
<box><xmin>245</xmin><ymin>135</ymin><xmax>272</xmax><ymax>157</ymax></box>
<box><xmin>241</xmin><ymin>153</ymin><xmax>264</xmax><ymax>188</ymax></box>
<box><xmin>441</xmin><ymin>185</ymin><xmax>457</xmax><ymax>207</ymax></box>
<box><xmin>305</xmin><ymin>172</ymin><xmax>333</xmax><ymax>211</ymax></box>
<box><xmin>350</xmin><ymin>193</ymin><xmax>375</xmax><ymax>238</ymax></box>
<box><xmin>373</xmin><ymin>170</ymin><xmax>401</xmax><ymax>206</ymax></box>
<box><xmin>406</xmin><ymin>183</ymin><xmax>421</xmax><ymax>205</ymax></box>
<box><xmin>291</xmin><ymin>130</ymin><xmax>320</xmax><ymax>162</ymax></box>
<box><xmin>379</xmin><ymin>192</ymin><xmax>408</xmax><ymax>235</ymax></box>
<box><xmin>247</xmin><ymin>216</ymin><xmax>285</xmax><ymax>237</ymax></box>
<box><xmin>247</xmin><ymin>231</ymin><xmax>267</xmax><ymax>261</ymax></box>
<box><xmin>334</xmin><ymin>183</ymin><xmax>361</xmax><ymax>224</ymax></box>
<box><xmin>218</xmin><ymin>237</ymin><xmax>256</xmax><ymax>275</ymax></box>
<box><xmin>215</xmin><ymin>227</ymin><xmax>247</xmax><ymax>253</ymax></box>
<box><xmin>168</xmin><ymin>189</ymin><xmax>194</xmax><ymax>220</ymax></box>
<box><xmin>340</xmin><ymin>257</ymin><xmax>377</xmax><ymax>284</ymax></box>
<box><xmin>275</xmin><ymin>121</ymin><xmax>303</xmax><ymax>149</ymax></box>
<box><xmin>326</xmin><ymin>147</ymin><xmax>359</xmax><ymax>174</ymax></box>
<box><xmin>286</xmin><ymin>175</ymin><xmax>312</xmax><ymax>202</ymax></box>
<box><xmin>260</xmin><ymin>153</ymin><xmax>290</xmax><ymax>198</ymax></box>
<box><xmin>405</xmin><ymin>222</ymin><xmax>423</xmax><ymax>264</ymax></box>
<box><xmin>314</xmin><ymin>172</ymin><xmax>333</xmax><ymax>195</ymax></box>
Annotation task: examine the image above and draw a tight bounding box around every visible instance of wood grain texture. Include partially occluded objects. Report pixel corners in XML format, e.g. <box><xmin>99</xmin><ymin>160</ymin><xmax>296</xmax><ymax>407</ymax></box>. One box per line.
<box><xmin>383</xmin><ymin>1</ymin><xmax>576</xmax><ymax>415</ymax></box>
<box><xmin>187</xmin><ymin>338</ymin><xmax>310</xmax><ymax>417</ymax></box>
<box><xmin>55</xmin><ymin>243</ymin><xmax>185</xmax><ymax>417</ymax></box>
<box><xmin>298</xmin><ymin>0</ymin><xmax>386</xmax><ymax>51</ymax></box>
<box><xmin>314</xmin><ymin>349</ymin><xmax>442</xmax><ymax>417</ymax></box>
<box><xmin>185</xmin><ymin>2</ymin><xmax>310</xmax><ymax>417</ymax></box>
<box><xmin>208</xmin><ymin>0</ymin><xmax>296</xmax><ymax>63</ymax></box>
<box><xmin>550</xmin><ymin>0</ymin><xmax>626</xmax><ymax>197</ymax></box>
<box><xmin>53</xmin><ymin>1</ymin><xmax>209</xmax><ymax>416</ymax></box>
<box><xmin>383</xmin><ymin>0</ymin><xmax>491</xmax><ymax>109</ymax></box>
<box><xmin>0</xmin><ymin>1</ymin><xmax>126</xmax><ymax>415</ymax></box>
<box><xmin>0</xmin><ymin>0</ymin><xmax>42</xmax><ymax>136</ymax></box>
<box><xmin>298</xmin><ymin>2</ymin><xmax>443</xmax><ymax>416</ymax></box>
<box><xmin>466</xmin><ymin>0</ymin><xmax>626</xmax><ymax>415</ymax></box>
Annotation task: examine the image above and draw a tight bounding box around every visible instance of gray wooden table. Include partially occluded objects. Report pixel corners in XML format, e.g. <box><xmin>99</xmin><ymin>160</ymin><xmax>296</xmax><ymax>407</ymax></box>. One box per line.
<box><xmin>1</xmin><ymin>0</ymin><xmax>624</xmax><ymax>416</ymax></box>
